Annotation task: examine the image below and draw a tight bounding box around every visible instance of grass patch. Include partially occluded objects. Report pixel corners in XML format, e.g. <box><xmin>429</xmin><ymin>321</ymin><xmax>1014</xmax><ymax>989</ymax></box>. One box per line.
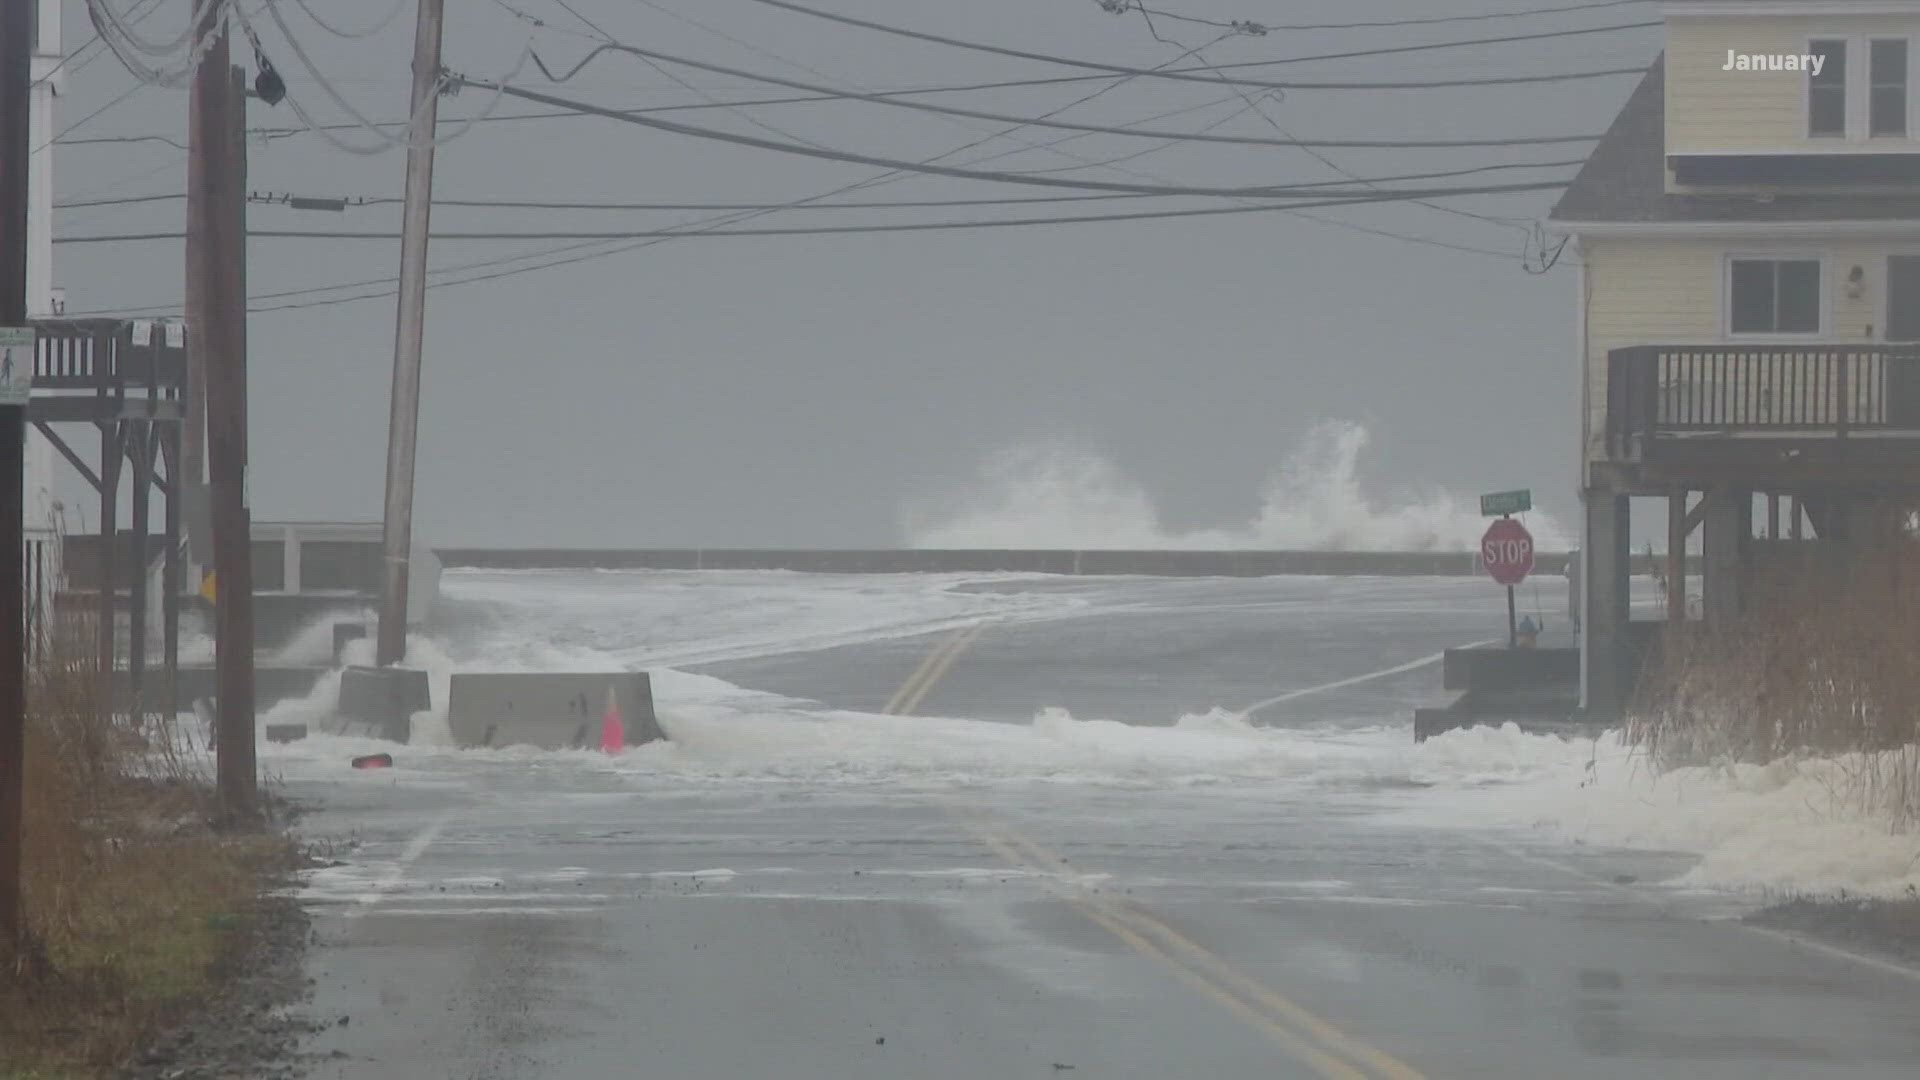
<box><xmin>1</xmin><ymin>625</ymin><xmax>297</xmax><ymax>1078</ymax></box>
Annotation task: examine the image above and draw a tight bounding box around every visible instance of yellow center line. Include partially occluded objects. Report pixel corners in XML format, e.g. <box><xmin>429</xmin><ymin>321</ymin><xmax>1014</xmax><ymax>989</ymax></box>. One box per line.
<box><xmin>988</xmin><ymin>823</ymin><xmax>1427</xmax><ymax>1080</ymax></box>
<box><xmin>877</xmin><ymin>630</ymin><xmax>1426</xmax><ymax>1079</ymax></box>
<box><xmin>967</xmin><ymin>825</ymin><xmax>1370</xmax><ymax>1080</ymax></box>
<box><xmin>895</xmin><ymin>623</ymin><xmax>985</xmax><ymax>715</ymax></box>
<box><xmin>882</xmin><ymin>625</ymin><xmax>972</xmax><ymax>715</ymax></box>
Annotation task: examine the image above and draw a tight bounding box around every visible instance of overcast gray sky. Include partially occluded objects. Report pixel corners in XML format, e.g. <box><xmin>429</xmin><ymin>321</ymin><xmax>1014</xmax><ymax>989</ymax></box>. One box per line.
<box><xmin>45</xmin><ymin>0</ymin><xmax>1662</xmax><ymax>548</ymax></box>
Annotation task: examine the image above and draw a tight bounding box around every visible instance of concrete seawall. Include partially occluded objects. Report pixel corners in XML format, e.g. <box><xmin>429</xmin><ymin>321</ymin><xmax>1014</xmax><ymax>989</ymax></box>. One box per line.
<box><xmin>436</xmin><ymin>549</ymin><xmax>1583</xmax><ymax>577</ymax></box>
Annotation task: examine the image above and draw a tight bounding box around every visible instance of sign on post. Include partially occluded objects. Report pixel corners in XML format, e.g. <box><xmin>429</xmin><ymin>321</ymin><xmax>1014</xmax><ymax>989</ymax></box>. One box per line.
<box><xmin>1479</xmin><ymin>488</ymin><xmax>1531</xmax><ymax>518</ymax></box>
<box><xmin>0</xmin><ymin>328</ymin><xmax>32</xmax><ymax>406</ymax></box>
<box><xmin>1481</xmin><ymin>518</ymin><xmax>1535</xmax><ymax>586</ymax></box>
<box><xmin>1482</xmin><ymin>516</ymin><xmax>1535</xmax><ymax>648</ymax></box>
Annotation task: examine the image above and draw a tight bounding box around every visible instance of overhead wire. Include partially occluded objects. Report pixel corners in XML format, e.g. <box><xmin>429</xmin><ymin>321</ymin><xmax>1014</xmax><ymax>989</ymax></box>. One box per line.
<box><xmin>290</xmin><ymin>0</ymin><xmax>409</xmax><ymax>38</ymax></box>
<box><xmin>55</xmin><ymin>154</ymin><xmax>1579</xmax><ymax>228</ymax></box>
<box><xmin>460</xmin><ymin>74</ymin><xmax>1581</xmax><ymax>198</ymax></box>
<box><xmin>1173</xmin><ymin>25</ymin><xmax>1532</xmax><ymax>240</ymax></box>
<box><xmin>1074</xmin><ymin>9</ymin><xmax>1544</xmax><ymax>255</ymax></box>
<box><xmin>59</xmin><ymin>182</ymin><xmax>1559</xmax><ymax>317</ymax></box>
<box><xmin>53</xmin><ymin>183</ymin><xmax>1571</xmax><ymax>243</ymax></box>
<box><xmin>735</xmin><ymin>0</ymin><xmax>1660</xmax><ymax>90</ymax></box>
<box><xmin>1109</xmin><ymin>0</ymin><xmax>1650</xmax><ymax>34</ymax></box>
<box><xmin>233</xmin><ymin>0</ymin><xmax>526</xmax><ymax>155</ymax></box>
<box><xmin>50</xmin><ymin>61</ymin><xmax>1654</xmax><ymax>152</ymax></box>
<box><xmin>525</xmin><ymin>42</ymin><xmax>1607</xmax><ymax>150</ymax></box>
<box><xmin>64</xmin><ymin>44</ymin><xmax>1269</xmax><ymax>316</ymax></box>
<box><xmin>34</xmin><ymin>0</ymin><xmax>169</xmax><ymax>87</ymax></box>
<box><xmin>85</xmin><ymin>0</ymin><xmax>233</xmax><ymax>89</ymax></box>
<box><xmin>61</xmin><ymin>0</ymin><xmax>1587</xmax><ymax>312</ymax></box>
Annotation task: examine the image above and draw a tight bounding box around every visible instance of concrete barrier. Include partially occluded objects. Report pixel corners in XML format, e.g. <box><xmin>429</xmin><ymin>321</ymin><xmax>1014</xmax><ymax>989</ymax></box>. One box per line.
<box><xmin>436</xmin><ymin>548</ymin><xmax>1578</xmax><ymax>577</ymax></box>
<box><xmin>337</xmin><ymin>665</ymin><xmax>431</xmax><ymax>743</ymax></box>
<box><xmin>446</xmin><ymin>672</ymin><xmax>664</xmax><ymax>750</ymax></box>
<box><xmin>1441</xmin><ymin>646</ymin><xmax>1580</xmax><ymax>693</ymax></box>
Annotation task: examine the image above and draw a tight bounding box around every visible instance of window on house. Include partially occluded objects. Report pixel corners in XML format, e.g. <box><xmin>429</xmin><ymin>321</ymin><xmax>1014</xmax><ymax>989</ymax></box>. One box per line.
<box><xmin>1872</xmin><ymin>39</ymin><xmax>1909</xmax><ymax>136</ymax></box>
<box><xmin>1730</xmin><ymin>259</ymin><xmax>1822</xmax><ymax>334</ymax></box>
<box><xmin>1810</xmin><ymin>39</ymin><xmax>1848</xmax><ymax>136</ymax></box>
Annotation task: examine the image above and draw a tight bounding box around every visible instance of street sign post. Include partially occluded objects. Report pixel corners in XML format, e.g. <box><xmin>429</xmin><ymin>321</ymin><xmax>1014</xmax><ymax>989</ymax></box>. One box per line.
<box><xmin>1481</xmin><ymin>516</ymin><xmax>1535</xmax><ymax>648</ymax></box>
<box><xmin>1480</xmin><ymin>489</ymin><xmax>1532</xmax><ymax>518</ymax></box>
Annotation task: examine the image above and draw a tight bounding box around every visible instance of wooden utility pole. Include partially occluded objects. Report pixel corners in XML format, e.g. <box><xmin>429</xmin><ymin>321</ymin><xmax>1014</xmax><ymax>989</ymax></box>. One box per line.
<box><xmin>190</xmin><ymin>6</ymin><xmax>255</xmax><ymax>821</ymax></box>
<box><xmin>1</xmin><ymin>0</ymin><xmax>34</xmax><ymax>955</ymax></box>
<box><xmin>375</xmin><ymin>0</ymin><xmax>446</xmax><ymax>668</ymax></box>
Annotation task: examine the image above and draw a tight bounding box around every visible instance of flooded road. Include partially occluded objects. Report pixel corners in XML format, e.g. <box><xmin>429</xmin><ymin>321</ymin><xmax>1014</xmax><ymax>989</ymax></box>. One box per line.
<box><xmin>272</xmin><ymin>572</ymin><xmax>1920</xmax><ymax>1078</ymax></box>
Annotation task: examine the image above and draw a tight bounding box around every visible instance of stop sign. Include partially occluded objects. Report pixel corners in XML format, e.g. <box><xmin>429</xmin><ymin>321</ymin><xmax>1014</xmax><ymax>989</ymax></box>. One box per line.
<box><xmin>1481</xmin><ymin>518</ymin><xmax>1534</xmax><ymax>586</ymax></box>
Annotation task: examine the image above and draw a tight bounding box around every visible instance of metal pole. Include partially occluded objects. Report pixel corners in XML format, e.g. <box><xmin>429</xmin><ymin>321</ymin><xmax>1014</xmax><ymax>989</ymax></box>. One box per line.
<box><xmin>1668</xmin><ymin>491</ymin><xmax>1687</xmax><ymax>624</ymax></box>
<box><xmin>376</xmin><ymin>0</ymin><xmax>446</xmax><ymax>668</ymax></box>
<box><xmin>183</xmin><ymin>2</ymin><xmax>213</xmax><ymax>490</ymax></box>
<box><xmin>0</xmin><ymin>0</ymin><xmax>32</xmax><ymax>955</ymax></box>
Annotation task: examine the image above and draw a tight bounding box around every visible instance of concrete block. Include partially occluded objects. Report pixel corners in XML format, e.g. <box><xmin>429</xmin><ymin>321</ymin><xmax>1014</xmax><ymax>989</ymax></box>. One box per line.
<box><xmin>1442</xmin><ymin>647</ymin><xmax>1580</xmax><ymax>693</ymax></box>
<box><xmin>1413</xmin><ymin>705</ymin><xmax>1475</xmax><ymax>743</ymax></box>
<box><xmin>447</xmin><ymin>672</ymin><xmax>664</xmax><ymax>750</ymax></box>
<box><xmin>337</xmin><ymin>665</ymin><xmax>431</xmax><ymax>743</ymax></box>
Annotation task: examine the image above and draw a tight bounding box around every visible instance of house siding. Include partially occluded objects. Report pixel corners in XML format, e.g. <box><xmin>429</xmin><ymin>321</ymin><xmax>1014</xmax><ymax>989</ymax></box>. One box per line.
<box><xmin>1667</xmin><ymin>14</ymin><xmax>1920</xmax><ymax>155</ymax></box>
<box><xmin>1581</xmin><ymin>234</ymin><xmax>1907</xmax><ymax>467</ymax></box>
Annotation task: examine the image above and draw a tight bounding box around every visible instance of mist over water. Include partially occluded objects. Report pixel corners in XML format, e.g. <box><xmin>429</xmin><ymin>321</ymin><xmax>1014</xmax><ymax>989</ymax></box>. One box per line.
<box><xmin>903</xmin><ymin>421</ymin><xmax>1570</xmax><ymax>552</ymax></box>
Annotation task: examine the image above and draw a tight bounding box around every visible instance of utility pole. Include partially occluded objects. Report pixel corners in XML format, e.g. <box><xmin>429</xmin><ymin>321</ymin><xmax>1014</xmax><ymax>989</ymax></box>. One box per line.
<box><xmin>190</xmin><ymin>4</ymin><xmax>254</xmax><ymax>821</ymax></box>
<box><xmin>1</xmin><ymin>0</ymin><xmax>34</xmax><ymax>956</ymax></box>
<box><xmin>375</xmin><ymin>0</ymin><xmax>446</xmax><ymax>668</ymax></box>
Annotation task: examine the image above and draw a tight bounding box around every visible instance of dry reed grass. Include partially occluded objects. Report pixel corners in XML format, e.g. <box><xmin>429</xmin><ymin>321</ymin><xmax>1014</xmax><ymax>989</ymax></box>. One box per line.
<box><xmin>1632</xmin><ymin>522</ymin><xmax>1920</xmax><ymax>828</ymax></box>
<box><xmin>1</xmin><ymin>614</ymin><xmax>294</xmax><ymax>1078</ymax></box>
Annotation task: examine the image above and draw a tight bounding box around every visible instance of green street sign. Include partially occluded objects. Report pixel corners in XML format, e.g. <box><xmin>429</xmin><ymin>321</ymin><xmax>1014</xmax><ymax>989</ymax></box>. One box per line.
<box><xmin>1480</xmin><ymin>489</ymin><xmax>1531</xmax><ymax>517</ymax></box>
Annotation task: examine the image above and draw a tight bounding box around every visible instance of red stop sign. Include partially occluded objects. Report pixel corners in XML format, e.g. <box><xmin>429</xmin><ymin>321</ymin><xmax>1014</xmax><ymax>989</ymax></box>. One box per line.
<box><xmin>1481</xmin><ymin>518</ymin><xmax>1534</xmax><ymax>586</ymax></box>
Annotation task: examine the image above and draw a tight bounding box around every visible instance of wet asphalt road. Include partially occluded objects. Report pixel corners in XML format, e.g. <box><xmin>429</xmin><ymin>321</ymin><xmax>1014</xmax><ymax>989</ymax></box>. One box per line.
<box><xmin>282</xmin><ymin>576</ymin><xmax>1920</xmax><ymax>1079</ymax></box>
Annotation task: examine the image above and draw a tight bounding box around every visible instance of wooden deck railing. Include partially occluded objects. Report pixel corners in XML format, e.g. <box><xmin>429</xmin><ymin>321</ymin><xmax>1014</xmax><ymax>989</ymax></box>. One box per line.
<box><xmin>28</xmin><ymin>318</ymin><xmax>185</xmax><ymax>397</ymax></box>
<box><xmin>1607</xmin><ymin>344</ymin><xmax>1920</xmax><ymax>456</ymax></box>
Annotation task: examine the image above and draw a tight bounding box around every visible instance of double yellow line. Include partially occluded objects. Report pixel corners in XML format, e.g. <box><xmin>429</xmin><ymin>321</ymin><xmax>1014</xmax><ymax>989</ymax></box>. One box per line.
<box><xmin>882</xmin><ymin>623</ymin><xmax>987</xmax><ymax>716</ymax></box>
<box><xmin>880</xmin><ymin>628</ymin><xmax>1424</xmax><ymax>1079</ymax></box>
<box><xmin>956</xmin><ymin>811</ymin><xmax>1425</xmax><ymax>1080</ymax></box>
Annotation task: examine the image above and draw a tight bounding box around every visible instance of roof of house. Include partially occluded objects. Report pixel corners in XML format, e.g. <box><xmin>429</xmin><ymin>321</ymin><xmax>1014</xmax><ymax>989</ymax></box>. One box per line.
<box><xmin>1549</xmin><ymin>55</ymin><xmax>1920</xmax><ymax>225</ymax></box>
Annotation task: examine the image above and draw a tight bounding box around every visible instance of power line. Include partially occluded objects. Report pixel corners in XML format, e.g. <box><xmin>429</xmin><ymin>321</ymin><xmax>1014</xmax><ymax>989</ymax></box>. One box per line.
<box><xmin>1112</xmin><ymin>0</ymin><xmax>1649</xmax><ymax>34</ymax></box>
<box><xmin>53</xmin><ymin>182</ymin><xmax>1573</xmax><ymax>244</ymax></box>
<box><xmin>67</xmin><ymin>72</ymin><xmax>1278</xmax><ymax>315</ymax></box>
<box><xmin>65</xmin><ymin>181</ymin><xmax>1559</xmax><ymax>317</ymax></box>
<box><xmin>58</xmin><ymin>154</ymin><xmax>1579</xmax><ymax>212</ymax></box>
<box><xmin>736</xmin><ymin>0</ymin><xmax>1659</xmax><ymax>90</ymax></box>
<box><xmin>509</xmin><ymin>0</ymin><xmax>1267</xmax><ymax>191</ymax></box>
<box><xmin>464</xmin><ymin>75</ymin><xmax>1591</xmax><ymax>197</ymax></box>
<box><xmin>32</xmin><ymin>0</ymin><xmax>168</xmax><ymax>87</ymax></box>
<box><xmin>528</xmin><ymin>42</ymin><xmax>1608</xmax><ymax>150</ymax></box>
<box><xmin>50</xmin><ymin>59</ymin><xmax>1652</xmax><ymax>149</ymax></box>
<box><xmin>292</xmin><ymin>0</ymin><xmax>409</xmax><ymax>39</ymax></box>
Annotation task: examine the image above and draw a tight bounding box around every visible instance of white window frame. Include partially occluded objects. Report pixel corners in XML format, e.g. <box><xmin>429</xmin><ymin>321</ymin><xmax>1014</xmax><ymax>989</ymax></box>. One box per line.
<box><xmin>1807</xmin><ymin>35</ymin><xmax>1856</xmax><ymax>138</ymax></box>
<box><xmin>1882</xmin><ymin>252</ymin><xmax>1920</xmax><ymax>340</ymax></box>
<box><xmin>1805</xmin><ymin>35</ymin><xmax>1920</xmax><ymax>142</ymax></box>
<box><xmin>1868</xmin><ymin>36</ymin><xmax>1913</xmax><ymax>137</ymax></box>
<box><xmin>1723</xmin><ymin>252</ymin><xmax>1831</xmax><ymax>339</ymax></box>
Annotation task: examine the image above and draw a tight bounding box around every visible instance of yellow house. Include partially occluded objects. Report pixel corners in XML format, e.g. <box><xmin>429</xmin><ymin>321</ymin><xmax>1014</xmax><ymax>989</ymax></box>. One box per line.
<box><xmin>1550</xmin><ymin>1</ymin><xmax>1920</xmax><ymax>715</ymax></box>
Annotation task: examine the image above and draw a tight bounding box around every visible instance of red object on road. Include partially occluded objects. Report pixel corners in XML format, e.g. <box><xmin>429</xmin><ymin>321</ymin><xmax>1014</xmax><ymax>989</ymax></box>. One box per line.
<box><xmin>351</xmin><ymin>753</ymin><xmax>394</xmax><ymax>770</ymax></box>
<box><xmin>1481</xmin><ymin>518</ymin><xmax>1535</xmax><ymax>587</ymax></box>
<box><xmin>600</xmin><ymin>687</ymin><xmax>625</xmax><ymax>755</ymax></box>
